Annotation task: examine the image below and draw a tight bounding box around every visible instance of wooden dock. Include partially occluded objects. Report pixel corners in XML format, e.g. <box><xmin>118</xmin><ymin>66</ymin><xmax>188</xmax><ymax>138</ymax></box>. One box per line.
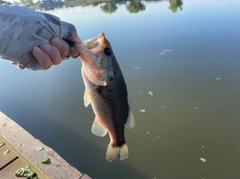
<box><xmin>0</xmin><ymin>111</ymin><xmax>91</xmax><ymax>179</ymax></box>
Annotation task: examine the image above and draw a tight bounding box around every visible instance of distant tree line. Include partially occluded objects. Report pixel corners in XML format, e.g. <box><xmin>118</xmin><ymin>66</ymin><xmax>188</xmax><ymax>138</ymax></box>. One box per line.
<box><xmin>0</xmin><ymin>0</ymin><xmax>11</xmax><ymax>4</ymax></box>
<box><xmin>99</xmin><ymin>0</ymin><xmax>182</xmax><ymax>14</ymax></box>
<box><xmin>20</xmin><ymin>0</ymin><xmax>183</xmax><ymax>14</ymax></box>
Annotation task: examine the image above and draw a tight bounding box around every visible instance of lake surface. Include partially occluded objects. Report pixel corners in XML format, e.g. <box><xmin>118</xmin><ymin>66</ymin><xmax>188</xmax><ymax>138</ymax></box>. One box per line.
<box><xmin>1</xmin><ymin>0</ymin><xmax>240</xmax><ymax>178</ymax></box>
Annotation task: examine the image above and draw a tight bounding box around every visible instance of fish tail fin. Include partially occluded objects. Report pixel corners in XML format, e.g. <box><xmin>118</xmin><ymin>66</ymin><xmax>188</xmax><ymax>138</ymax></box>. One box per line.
<box><xmin>106</xmin><ymin>143</ymin><xmax>129</xmax><ymax>162</ymax></box>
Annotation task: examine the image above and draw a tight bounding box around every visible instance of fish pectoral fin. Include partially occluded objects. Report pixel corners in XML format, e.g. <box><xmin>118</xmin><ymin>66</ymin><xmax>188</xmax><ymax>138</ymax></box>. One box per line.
<box><xmin>92</xmin><ymin>76</ymin><xmax>107</xmax><ymax>86</ymax></box>
<box><xmin>91</xmin><ymin>119</ymin><xmax>107</xmax><ymax>137</ymax></box>
<box><xmin>125</xmin><ymin>109</ymin><xmax>135</xmax><ymax>129</ymax></box>
<box><xmin>83</xmin><ymin>89</ymin><xmax>91</xmax><ymax>107</ymax></box>
<box><xmin>91</xmin><ymin>70</ymin><xmax>107</xmax><ymax>86</ymax></box>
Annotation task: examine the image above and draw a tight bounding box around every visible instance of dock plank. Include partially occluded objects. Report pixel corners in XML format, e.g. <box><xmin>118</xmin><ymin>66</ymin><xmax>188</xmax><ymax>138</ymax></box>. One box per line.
<box><xmin>1</xmin><ymin>158</ymin><xmax>27</xmax><ymax>179</ymax></box>
<box><xmin>0</xmin><ymin>144</ymin><xmax>18</xmax><ymax>170</ymax></box>
<box><xmin>0</xmin><ymin>111</ymin><xmax>91</xmax><ymax>179</ymax></box>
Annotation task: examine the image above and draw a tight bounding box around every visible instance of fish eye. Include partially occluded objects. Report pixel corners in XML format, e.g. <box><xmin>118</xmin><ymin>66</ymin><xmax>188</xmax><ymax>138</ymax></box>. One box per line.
<box><xmin>104</xmin><ymin>48</ymin><xmax>112</xmax><ymax>56</ymax></box>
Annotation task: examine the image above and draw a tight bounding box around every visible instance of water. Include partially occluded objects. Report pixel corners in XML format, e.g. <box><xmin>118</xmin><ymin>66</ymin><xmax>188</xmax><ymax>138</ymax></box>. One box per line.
<box><xmin>1</xmin><ymin>0</ymin><xmax>240</xmax><ymax>178</ymax></box>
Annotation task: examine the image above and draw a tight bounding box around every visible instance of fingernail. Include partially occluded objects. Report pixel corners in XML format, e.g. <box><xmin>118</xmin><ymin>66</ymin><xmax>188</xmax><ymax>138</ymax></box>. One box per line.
<box><xmin>51</xmin><ymin>37</ymin><xmax>62</xmax><ymax>48</ymax></box>
<box><xmin>73</xmin><ymin>54</ymin><xmax>79</xmax><ymax>58</ymax></box>
<box><xmin>62</xmin><ymin>54</ymin><xmax>70</xmax><ymax>60</ymax></box>
<box><xmin>41</xmin><ymin>43</ymin><xmax>52</xmax><ymax>51</ymax></box>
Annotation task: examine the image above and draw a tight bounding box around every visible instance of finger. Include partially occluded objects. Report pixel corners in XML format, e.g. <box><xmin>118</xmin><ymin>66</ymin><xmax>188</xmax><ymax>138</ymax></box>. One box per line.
<box><xmin>50</xmin><ymin>37</ymin><xmax>70</xmax><ymax>58</ymax></box>
<box><xmin>32</xmin><ymin>46</ymin><xmax>53</xmax><ymax>69</ymax></box>
<box><xmin>39</xmin><ymin>43</ymin><xmax>62</xmax><ymax>65</ymax></box>
<box><xmin>70</xmin><ymin>47</ymin><xmax>79</xmax><ymax>58</ymax></box>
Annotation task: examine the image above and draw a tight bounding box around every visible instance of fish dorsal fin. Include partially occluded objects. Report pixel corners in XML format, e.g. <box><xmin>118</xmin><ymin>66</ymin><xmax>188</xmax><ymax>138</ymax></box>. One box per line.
<box><xmin>91</xmin><ymin>119</ymin><xmax>108</xmax><ymax>137</ymax></box>
<box><xmin>83</xmin><ymin>89</ymin><xmax>91</xmax><ymax>107</ymax></box>
<box><xmin>125</xmin><ymin>109</ymin><xmax>135</xmax><ymax>129</ymax></box>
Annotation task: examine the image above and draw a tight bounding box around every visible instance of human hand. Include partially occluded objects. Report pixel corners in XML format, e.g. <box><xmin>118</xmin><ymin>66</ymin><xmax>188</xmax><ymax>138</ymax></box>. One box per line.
<box><xmin>0</xmin><ymin>5</ymin><xmax>81</xmax><ymax>70</ymax></box>
<box><xmin>20</xmin><ymin>30</ymin><xmax>81</xmax><ymax>70</ymax></box>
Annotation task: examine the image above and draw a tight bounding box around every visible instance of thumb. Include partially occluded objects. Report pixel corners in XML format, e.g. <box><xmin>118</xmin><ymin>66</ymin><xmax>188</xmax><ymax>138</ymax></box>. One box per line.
<box><xmin>70</xmin><ymin>28</ymin><xmax>81</xmax><ymax>43</ymax></box>
<box><xmin>67</xmin><ymin>29</ymin><xmax>81</xmax><ymax>58</ymax></box>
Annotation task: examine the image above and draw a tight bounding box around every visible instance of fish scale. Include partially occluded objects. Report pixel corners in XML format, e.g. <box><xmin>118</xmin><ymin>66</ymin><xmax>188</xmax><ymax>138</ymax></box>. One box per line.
<box><xmin>104</xmin><ymin>74</ymin><xmax>128</xmax><ymax>147</ymax></box>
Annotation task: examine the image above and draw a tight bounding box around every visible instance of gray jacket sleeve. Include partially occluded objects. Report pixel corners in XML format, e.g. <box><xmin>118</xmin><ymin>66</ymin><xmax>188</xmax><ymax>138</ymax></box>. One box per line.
<box><xmin>0</xmin><ymin>4</ymin><xmax>75</xmax><ymax>70</ymax></box>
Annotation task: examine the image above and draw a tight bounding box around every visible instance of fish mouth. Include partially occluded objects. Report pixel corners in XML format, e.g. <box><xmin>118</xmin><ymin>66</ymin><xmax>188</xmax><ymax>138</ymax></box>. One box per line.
<box><xmin>75</xmin><ymin>33</ymin><xmax>110</xmax><ymax>63</ymax></box>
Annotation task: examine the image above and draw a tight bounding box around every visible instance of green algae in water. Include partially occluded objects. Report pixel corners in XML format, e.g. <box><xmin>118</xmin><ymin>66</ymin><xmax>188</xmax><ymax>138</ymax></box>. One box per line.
<box><xmin>200</xmin><ymin>157</ymin><xmax>207</xmax><ymax>163</ymax></box>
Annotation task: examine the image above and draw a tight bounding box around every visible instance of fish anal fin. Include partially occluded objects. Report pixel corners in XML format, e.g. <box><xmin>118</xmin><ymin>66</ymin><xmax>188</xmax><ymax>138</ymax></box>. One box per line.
<box><xmin>84</xmin><ymin>89</ymin><xmax>91</xmax><ymax>107</ymax></box>
<box><xmin>106</xmin><ymin>143</ymin><xmax>129</xmax><ymax>162</ymax></box>
<box><xmin>91</xmin><ymin>119</ymin><xmax>107</xmax><ymax>137</ymax></box>
<box><xmin>125</xmin><ymin>109</ymin><xmax>135</xmax><ymax>129</ymax></box>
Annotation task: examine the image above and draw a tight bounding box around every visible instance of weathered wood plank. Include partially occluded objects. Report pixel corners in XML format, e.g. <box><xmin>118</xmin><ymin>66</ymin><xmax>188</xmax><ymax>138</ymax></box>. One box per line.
<box><xmin>80</xmin><ymin>174</ymin><xmax>92</xmax><ymax>179</ymax></box>
<box><xmin>0</xmin><ymin>144</ymin><xmax>18</xmax><ymax>170</ymax></box>
<box><xmin>0</xmin><ymin>111</ymin><xmax>91</xmax><ymax>179</ymax></box>
<box><xmin>1</xmin><ymin>158</ymin><xmax>27</xmax><ymax>179</ymax></box>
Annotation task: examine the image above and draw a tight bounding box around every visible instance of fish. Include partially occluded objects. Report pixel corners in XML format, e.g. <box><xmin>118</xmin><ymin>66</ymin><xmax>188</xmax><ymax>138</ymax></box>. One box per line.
<box><xmin>75</xmin><ymin>33</ymin><xmax>135</xmax><ymax>162</ymax></box>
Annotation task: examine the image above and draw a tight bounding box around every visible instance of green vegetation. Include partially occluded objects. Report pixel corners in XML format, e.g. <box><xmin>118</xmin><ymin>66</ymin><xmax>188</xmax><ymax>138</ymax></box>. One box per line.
<box><xmin>169</xmin><ymin>0</ymin><xmax>183</xmax><ymax>13</ymax></box>
<box><xmin>100</xmin><ymin>2</ymin><xmax>118</xmax><ymax>13</ymax></box>
<box><xmin>15</xmin><ymin>166</ymin><xmax>38</xmax><ymax>179</ymax></box>
<box><xmin>0</xmin><ymin>140</ymin><xmax>4</xmax><ymax>147</ymax></box>
<box><xmin>0</xmin><ymin>0</ymin><xmax>11</xmax><ymax>4</ymax></box>
<box><xmin>21</xmin><ymin>0</ymin><xmax>34</xmax><ymax>5</ymax></box>
<box><xmin>40</xmin><ymin>157</ymin><xmax>51</xmax><ymax>164</ymax></box>
<box><xmin>126</xmin><ymin>1</ymin><xmax>145</xmax><ymax>13</ymax></box>
<box><xmin>25</xmin><ymin>0</ymin><xmax>183</xmax><ymax>14</ymax></box>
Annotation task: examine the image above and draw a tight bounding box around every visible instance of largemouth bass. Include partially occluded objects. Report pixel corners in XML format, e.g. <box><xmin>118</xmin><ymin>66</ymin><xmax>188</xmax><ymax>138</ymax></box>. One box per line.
<box><xmin>75</xmin><ymin>33</ymin><xmax>135</xmax><ymax>162</ymax></box>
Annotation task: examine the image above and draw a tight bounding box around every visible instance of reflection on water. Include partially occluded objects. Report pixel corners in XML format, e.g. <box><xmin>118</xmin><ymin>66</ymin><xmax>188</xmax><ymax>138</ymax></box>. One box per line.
<box><xmin>1</xmin><ymin>0</ymin><xmax>240</xmax><ymax>179</ymax></box>
<box><xmin>39</xmin><ymin>1</ymin><xmax>64</xmax><ymax>11</ymax></box>
<box><xmin>25</xmin><ymin>0</ymin><xmax>183</xmax><ymax>14</ymax></box>
<box><xmin>100</xmin><ymin>2</ymin><xmax>118</xmax><ymax>14</ymax></box>
<box><xmin>169</xmin><ymin>0</ymin><xmax>182</xmax><ymax>12</ymax></box>
<box><xmin>126</xmin><ymin>1</ymin><xmax>145</xmax><ymax>13</ymax></box>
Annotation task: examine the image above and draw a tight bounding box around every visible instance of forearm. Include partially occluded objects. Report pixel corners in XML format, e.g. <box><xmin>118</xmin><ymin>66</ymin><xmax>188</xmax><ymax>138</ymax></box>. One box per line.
<box><xmin>0</xmin><ymin>4</ymin><xmax>75</xmax><ymax>70</ymax></box>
